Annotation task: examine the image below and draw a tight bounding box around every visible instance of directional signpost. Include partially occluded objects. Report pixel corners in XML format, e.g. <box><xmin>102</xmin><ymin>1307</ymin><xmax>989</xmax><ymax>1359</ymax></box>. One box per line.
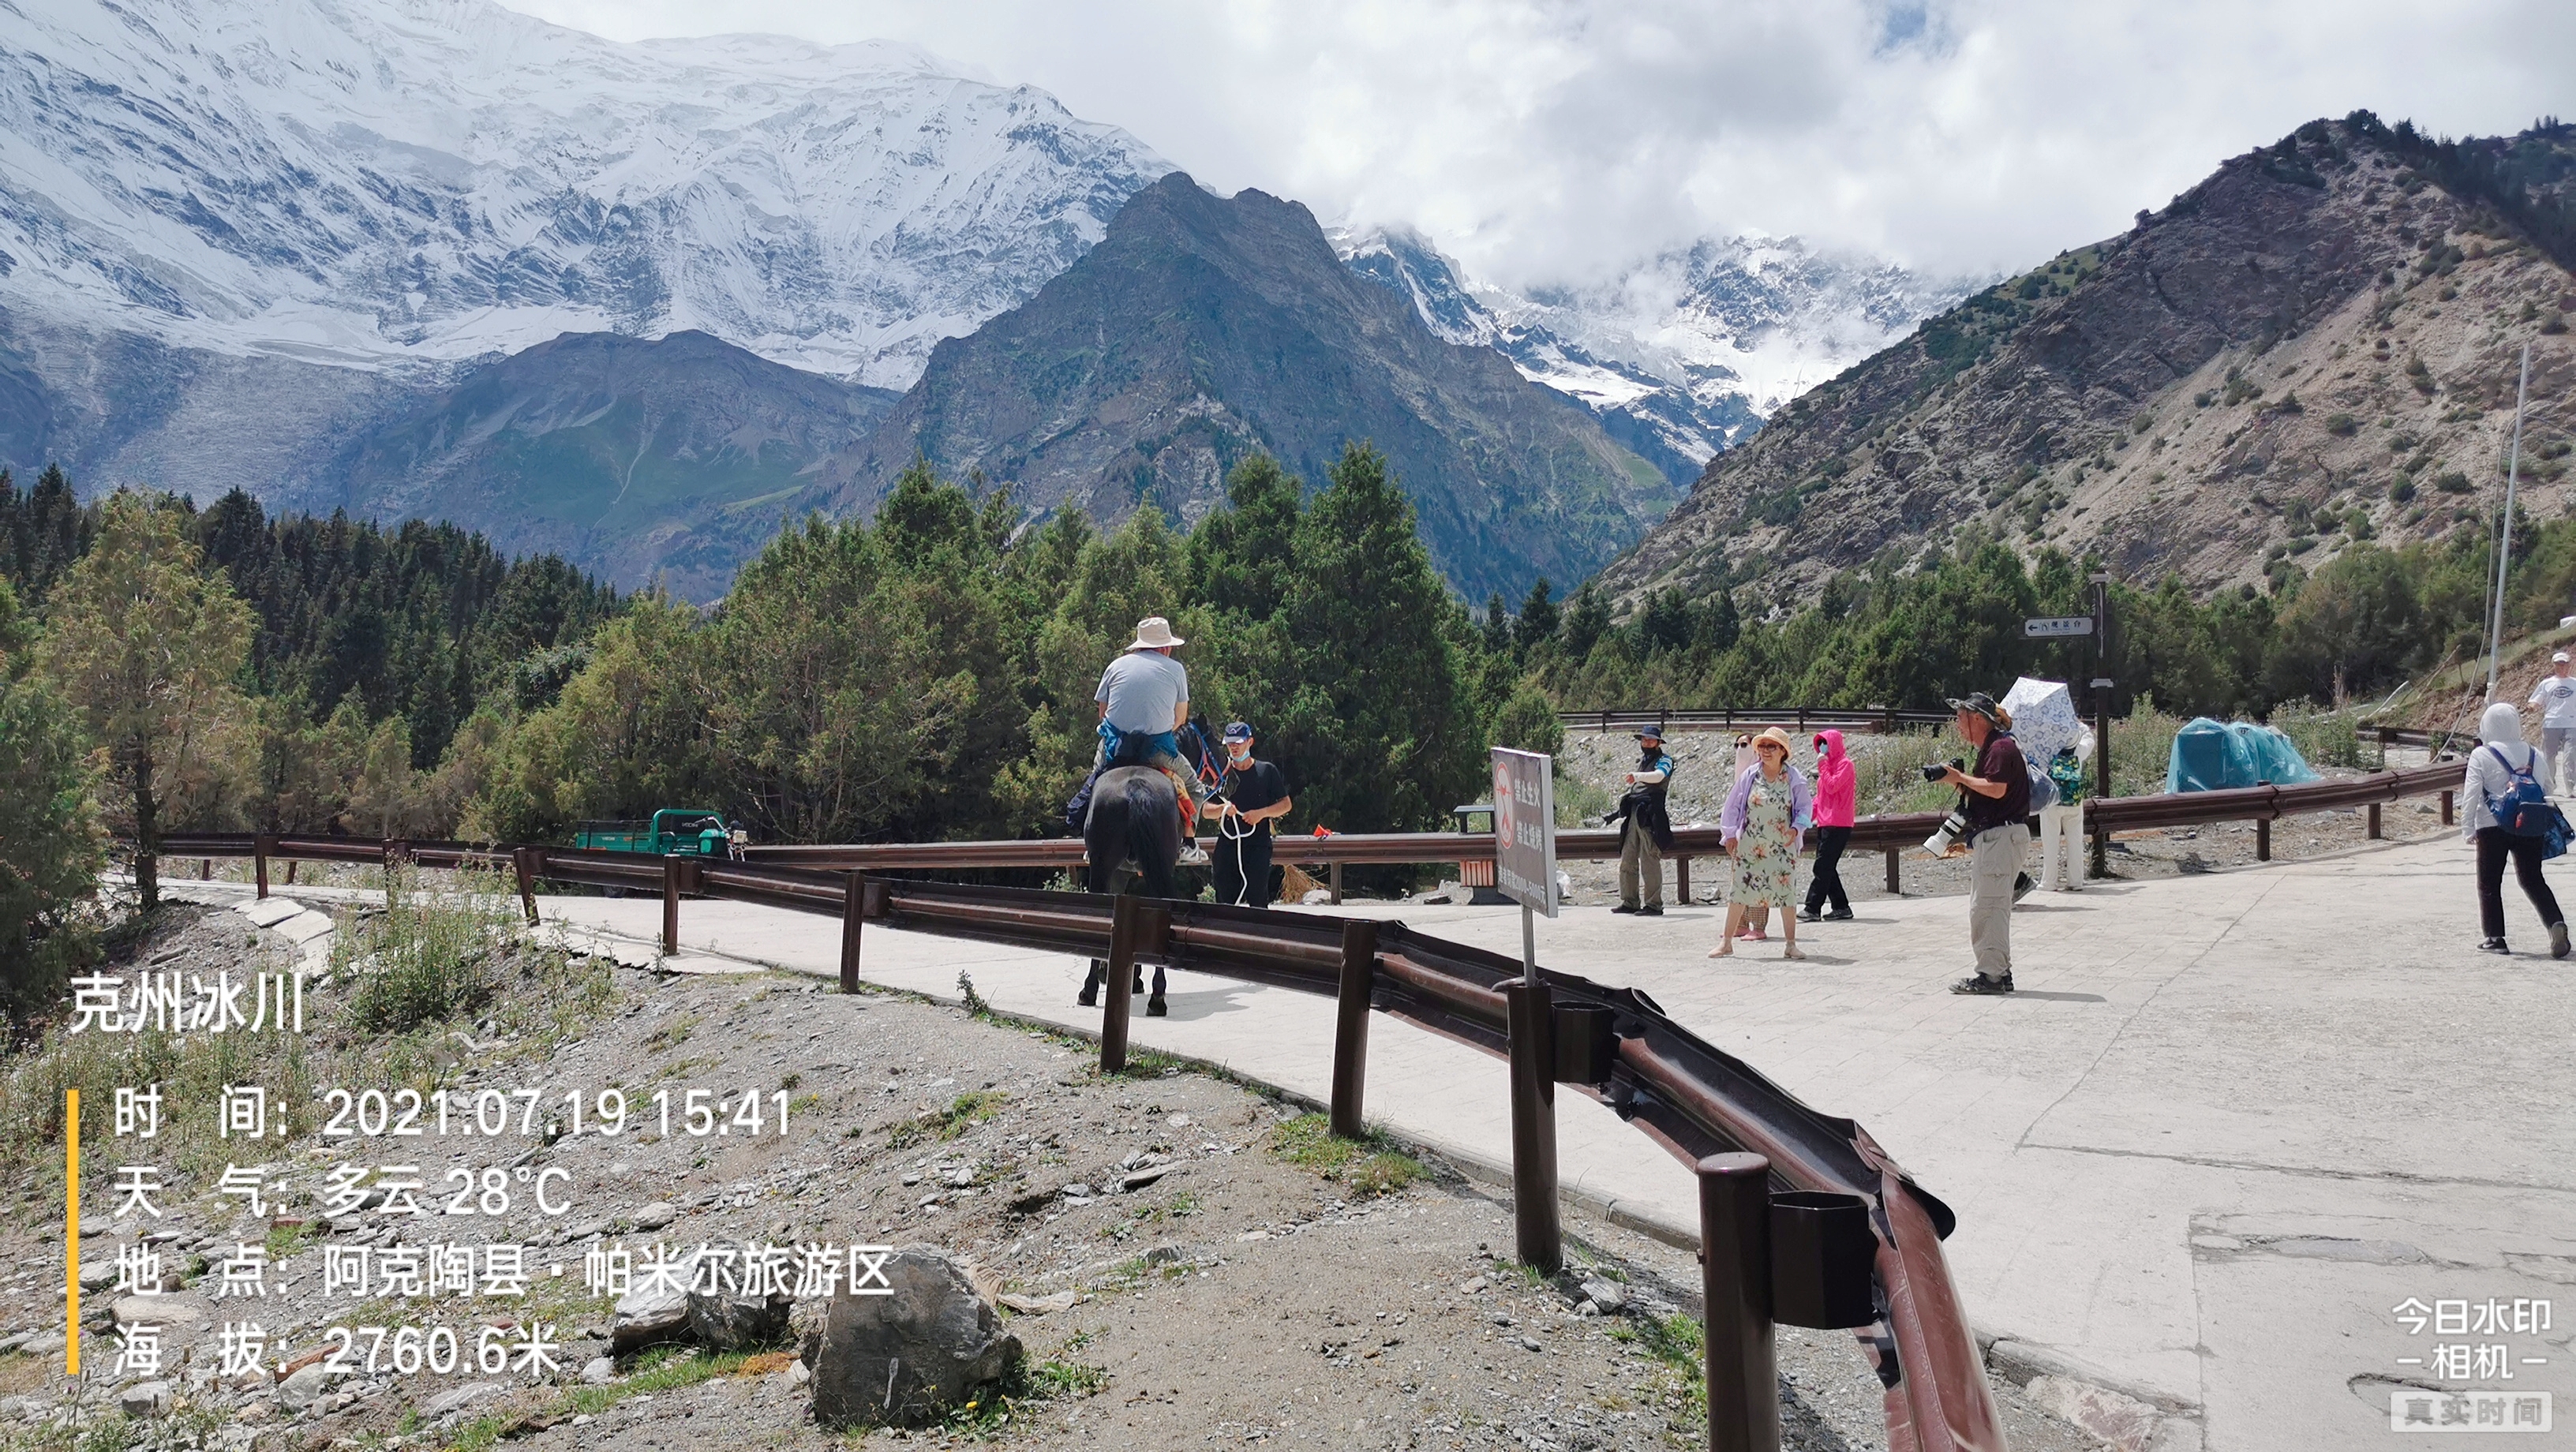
<box><xmin>1489</xmin><ymin>747</ymin><xmax>1562</xmax><ymax>1272</ymax></box>
<box><xmin>2024</xmin><ymin>615</ymin><xmax>2096</xmax><ymax>638</ymax></box>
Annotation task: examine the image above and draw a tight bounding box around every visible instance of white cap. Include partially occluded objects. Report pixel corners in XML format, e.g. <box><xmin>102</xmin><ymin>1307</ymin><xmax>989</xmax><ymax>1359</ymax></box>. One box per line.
<box><xmin>2555</xmin><ymin>651</ymin><xmax>2570</xmax><ymax>663</ymax></box>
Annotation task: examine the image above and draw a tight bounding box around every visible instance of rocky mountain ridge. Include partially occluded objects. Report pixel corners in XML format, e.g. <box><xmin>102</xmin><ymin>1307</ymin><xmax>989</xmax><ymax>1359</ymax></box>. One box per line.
<box><xmin>1601</xmin><ymin>115</ymin><xmax>2576</xmax><ymax>607</ymax></box>
<box><xmin>829</xmin><ymin>175</ymin><xmax>1674</xmax><ymax>601</ymax></box>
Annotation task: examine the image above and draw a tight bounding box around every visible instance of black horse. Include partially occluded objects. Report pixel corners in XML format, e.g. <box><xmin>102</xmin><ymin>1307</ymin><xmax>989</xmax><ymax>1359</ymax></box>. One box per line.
<box><xmin>1074</xmin><ymin>718</ymin><xmax>1221</xmax><ymax>1016</ymax></box>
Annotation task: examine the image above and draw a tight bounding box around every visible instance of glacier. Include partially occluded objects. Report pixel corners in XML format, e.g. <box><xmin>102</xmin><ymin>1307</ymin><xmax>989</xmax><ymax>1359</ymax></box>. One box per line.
<box><xmin>0</xmin><ymin>0</ymin><xmax>1174</xmax><ymax>388</ymax></box>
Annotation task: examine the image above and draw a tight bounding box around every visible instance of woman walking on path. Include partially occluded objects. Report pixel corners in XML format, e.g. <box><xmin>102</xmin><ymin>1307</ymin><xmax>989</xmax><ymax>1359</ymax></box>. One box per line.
<box><xmin>2465</xmin><ymin>701</ymin><xmax>2571</xmax><ymax>957</ymax></box>
<box><xmin>1799</xmin><ymin>730</ymin><xmax>1856</xmax><ymax>922</ymax></box>
<box><xmin>1712</xmin><ymin>728</ymin><xmax>1814</xmax><ymax>960</ymax></box>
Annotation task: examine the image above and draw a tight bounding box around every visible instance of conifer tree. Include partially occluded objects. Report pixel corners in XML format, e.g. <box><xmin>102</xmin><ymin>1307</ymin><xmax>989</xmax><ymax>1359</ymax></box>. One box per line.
<box><xmin>36</xmin><ymin>493</ymin><xmax>252</xmax><ymax>909</ymax></box>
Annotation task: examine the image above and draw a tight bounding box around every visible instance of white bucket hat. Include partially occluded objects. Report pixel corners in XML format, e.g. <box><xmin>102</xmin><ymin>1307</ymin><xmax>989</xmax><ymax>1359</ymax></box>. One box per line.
<box><xmin>1129</xmin><ymin>616</ymin><xmax>1185</xmax><ymax>649</ymax></box>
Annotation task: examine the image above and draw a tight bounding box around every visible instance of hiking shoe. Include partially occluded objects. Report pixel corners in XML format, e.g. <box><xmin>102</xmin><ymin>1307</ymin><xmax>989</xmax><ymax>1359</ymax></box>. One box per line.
<box><xmin>1796</xmin><ymin>907</ymin><xmax>1824</xmax><ymax>923</ymax></box>
<box><xmin>1611</xmin><ymin>903</ymin><xmax>1641</xmax><ymax>915</ymax></box>
<box><xmin>2012</xmin><ymin>872</ymin><xmax>2035</xmax><ymax>902</ymax></box>
<box><xmin>1638</xmin><ymin>904</ymin><xmax>1664</xmax><ymax>917</ymax></box>
<box><xmin>2479</xmin><ymin>937</ymin><xmax>2511</xmax><ymax>955</ymax></box>
<box><xmin>1824</xmin><ymin>907</ymin><xmax>1855</xmax><ymax>921</ymax></box>
<box><xmin>2554</xmin><ymin>922</ymin><xmax>2571</xmax><ymax>960</ymax></box>
<box><xmin>1949</xmin><ymin>972</ymin><xmax>2015</xmax><ymax>995</ymax></box>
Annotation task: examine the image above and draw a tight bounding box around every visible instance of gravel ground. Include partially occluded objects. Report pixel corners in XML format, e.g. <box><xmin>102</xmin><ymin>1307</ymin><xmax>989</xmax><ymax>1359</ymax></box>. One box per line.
<box><xmin>0</xmin><ymin>905</ymin><xmax>2106</xmax><ymax>1451</ymax></box>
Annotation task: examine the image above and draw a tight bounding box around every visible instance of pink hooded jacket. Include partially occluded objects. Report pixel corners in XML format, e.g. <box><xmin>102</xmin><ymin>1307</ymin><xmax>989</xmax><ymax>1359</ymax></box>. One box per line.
<box><xmin>1810</xmin><ymin>729</ymin><xmax>1857</xmax><ymax>828</ymax></box>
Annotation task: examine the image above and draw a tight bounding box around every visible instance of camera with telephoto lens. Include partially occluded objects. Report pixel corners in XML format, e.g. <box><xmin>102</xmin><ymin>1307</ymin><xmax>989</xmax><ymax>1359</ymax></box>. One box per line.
<box><xmin>1919</xmin><ymin>757</ymin><xmax>1964</xmax><ymax>782</ymax></box>
<box><xmin>1923</xmin><ymin>806</ymin><xmax>1971</xmax><ymax>856</ymax></box>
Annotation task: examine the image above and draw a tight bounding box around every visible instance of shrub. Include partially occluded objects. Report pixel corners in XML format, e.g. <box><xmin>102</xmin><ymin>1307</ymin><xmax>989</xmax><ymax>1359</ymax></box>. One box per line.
<box><xmin>2435</xmin><ymin>471</ymin><xmax>2473</xmax><ymax>494</ymax></box>
<box><xmin>2389</xmin><ymin>476</ymin><xmax>2417</xmax><ymax>503</ymax></box>
<box><xmin>1488</xmin><ymin>683</ymin><xmax>1565</xmax><ymax>758</ymax></box>
<box><xmin>2324</xmin><ymin>413</ymin><xmax>2359</xmax><ymax>436</ymax></box>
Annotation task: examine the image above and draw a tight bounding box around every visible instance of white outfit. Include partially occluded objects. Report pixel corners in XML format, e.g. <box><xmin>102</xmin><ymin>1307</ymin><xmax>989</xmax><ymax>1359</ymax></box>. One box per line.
<box><xmin>2529</xmin><ymin>675</ymin><xmax>2576</xmax><ymax>792</ymax></box>
<box><xmin>2463</xmin><ymin>702</ymin><xmax>2543</xmax><ymax>837</ymax></box>
<box><xmin>2035</xmin><ymin>803</ymin><xmax>2085</xmax><ymax>891</ymax></box>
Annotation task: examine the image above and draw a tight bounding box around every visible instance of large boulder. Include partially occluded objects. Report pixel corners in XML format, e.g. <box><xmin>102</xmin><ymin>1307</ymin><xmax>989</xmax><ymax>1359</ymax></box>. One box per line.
<box><xmin>688</xmin><ymin>1280</ymin><xmax>792</xmax><ymax>1350</ymax></box>
<box><xmin>800</xmin><ymin>1248</ymin><xmax>1020</xmax><ymax>1429</ymax></box>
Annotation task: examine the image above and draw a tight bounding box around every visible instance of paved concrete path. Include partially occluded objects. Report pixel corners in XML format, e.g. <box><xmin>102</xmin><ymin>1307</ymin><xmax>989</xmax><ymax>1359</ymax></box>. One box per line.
<box><xmin>254</xmin><ymin>832</ymin><xmax>2569</xmax><ymax>1450</ymax></box>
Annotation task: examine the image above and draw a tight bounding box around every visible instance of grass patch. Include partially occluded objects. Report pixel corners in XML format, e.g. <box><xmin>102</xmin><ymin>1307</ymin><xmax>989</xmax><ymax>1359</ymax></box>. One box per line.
<box><xmin>1610</xmin><ymin>1312</ymin><xmax>1709</xmax><ymax>1431</ymax></box>
<box><xmin>1268</xmin><ymin>1112</ymin><xmax>1425</xmax><ymax>1198</ymax></box>
<box><xmin>889</xmin><ymin>1091</ymin><xmax>1009</xmax><ymax>1149</ymax></box>
<box><xmin>933</xmin><ymin>1355</ymin><xmax>1110</xmax><ymax>1441</ymax></box>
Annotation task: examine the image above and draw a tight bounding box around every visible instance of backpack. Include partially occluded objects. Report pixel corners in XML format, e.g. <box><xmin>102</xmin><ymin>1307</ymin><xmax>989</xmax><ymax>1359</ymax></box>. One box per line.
<box><xmin>2483</xmin><ymin>744</ymin><xmax>2563</xmax><ymax>843</ymax></box>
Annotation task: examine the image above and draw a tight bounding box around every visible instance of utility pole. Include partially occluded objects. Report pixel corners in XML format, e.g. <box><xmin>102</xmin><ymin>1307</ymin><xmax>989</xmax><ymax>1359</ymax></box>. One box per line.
<box><xmin>2089</xmin><ymin>571</ymin><xmax>2113</xmax><ymax>880</ymax></box>
<box><xmin>2484</xmin><ymin>344</ymin><xmax>2533</xmax><ymax>704</ymax></box>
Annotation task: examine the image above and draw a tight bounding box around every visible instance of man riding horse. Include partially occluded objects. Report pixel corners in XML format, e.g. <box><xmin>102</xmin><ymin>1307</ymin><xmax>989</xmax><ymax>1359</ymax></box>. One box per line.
<box><xmin>1077</xmin><ymin>616</ymin><xmax>1208</xmax><ymax>864</ymax></box>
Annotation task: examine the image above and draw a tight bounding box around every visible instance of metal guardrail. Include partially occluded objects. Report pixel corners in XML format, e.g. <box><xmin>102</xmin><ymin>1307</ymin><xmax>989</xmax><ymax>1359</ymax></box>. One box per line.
<box><xmin>1562</xmin><ymin>706</ymin><xmax>1958</xmax><ymax>736</ymax></box>
<box><xmin>140</xmin><ymin>833</ymin><xmax>2008</xmax><ymax>1450</ymax></box>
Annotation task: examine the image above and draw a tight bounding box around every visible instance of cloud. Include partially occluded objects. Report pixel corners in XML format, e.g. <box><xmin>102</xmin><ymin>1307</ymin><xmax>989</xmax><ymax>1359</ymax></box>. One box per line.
<box><xmin>511</xmin><ymin>0</ymin><xmax>2575</xmax><ymax>286</ymax></box>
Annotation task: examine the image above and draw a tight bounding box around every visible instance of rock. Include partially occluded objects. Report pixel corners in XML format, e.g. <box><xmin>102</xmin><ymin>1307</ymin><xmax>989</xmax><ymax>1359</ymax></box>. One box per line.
<box><xmin>1578</xmin><ymin>1278</ymin><xmax>1627</xmax><ymax>1313</ymax></box>
<box><xmin>612</xmin><ymin>1260</ymin><xmax>694</xmax><ymax>1353</ymax></box>
<box><xmin>997</xmin><ymin>1290</ymin><xmax>1078</xmax><ymax>1315</ymax></box>
<box><xmin>687</xmin><ymin>1278</ymin><xmax>792</xmax><ymax>1351</ymax></box>
<box><xmin>1461</xmin><ymin>1275</ymin><xmax>1488</xmax><ymax>1294</ymax></box>
<box><xmin>567</xmin><ymin>1220</ymin><xmax>610</xmax><ymax>1240</ymax></box>
<box><xmin>1142</xmin><ymin>1244</ymin><xmax>1182</xmax><ymax>1267</ymax></box>
<box><xmin>1116</xmin><ymin>1163</ymin><xmax>1175</xmax><ymax>1192</ymax></box>
<box><xmin>116</xmin><ymin>1381</ymin><xmax>172</xmax><ymax>1417</ymax></box>
<box><xmin>630</xmin><ymin>1201</ymin><xmax>680</xmax><ymax>1231</ymax></box>
<box><xmin>788</xmin><ymin>1360</ymin><xmax>810</xmax><ymax>1386</ymax></box>
<box><xmin>277</xmin><ymin>1364</ymin><xmax>329</xmax><ymax>1412</ymax></box>
<box><xmin>800</xmin><ymin>1247</ymin><xmax>1022</xmax><ymax>1430</ymax></box>
<box><xmin>425</xmin><ymin>1382</ymin><xmax>507</xmax><ymax>1421</ymax></box>
<box><xmin>1166</xmin><ymin>1113</ymin><xmax>1191</xmax><ymax>1128</ymax></box>
<box><xmin>77</xmin><ymin>1261</ymin><xmax>118</xmax><ymax>1291</ymax></box>
<box><xmin>113</xmin><ymin>1294</ymin><xmax>211</xmax><ymax>1327</ymax></box>
<box><xmin>579</xmin><ymin>1357</ymin><xmax>615</xmax><ymax>1386</ymax></box>
<box><xmin>1574</xmin><ymin>1300</ymin><xmax>1601</xmax><ymax>1318</ymax></box>
<box><xmin>1057</xmin><ymin>1183</ymin><xmax>1093</xmax><ymax>1200</ymax></box>
<box><xmin>15</xmin><ymin>1334</ymin><xmax>63</xmax><ymax>1357</ymax></box>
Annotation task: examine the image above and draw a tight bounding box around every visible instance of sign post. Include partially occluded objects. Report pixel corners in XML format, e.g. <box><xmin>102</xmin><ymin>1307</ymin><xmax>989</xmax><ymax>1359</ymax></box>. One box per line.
<box><xmin>2088</xmin><ymin>574</ymin><xmax>2114</xmax><ymax>879</ymax></box>
<box><xmin>1489</xmin><ymin>748</ymin><xmax>1562</xmax><ymax>1272</ymax></box>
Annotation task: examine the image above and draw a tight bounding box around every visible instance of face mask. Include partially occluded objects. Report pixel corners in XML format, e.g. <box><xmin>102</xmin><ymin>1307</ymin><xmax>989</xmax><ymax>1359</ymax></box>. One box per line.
<box><xmin>1226</xmin><ymin>744</ymin><xmax>1251</xmax><ymax>762</ymax></box>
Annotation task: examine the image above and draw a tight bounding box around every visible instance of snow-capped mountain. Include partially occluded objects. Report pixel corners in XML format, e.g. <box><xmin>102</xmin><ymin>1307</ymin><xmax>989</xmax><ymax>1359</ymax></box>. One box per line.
<box><xmin>0</xmin><ymin>0</ymin><xmax>1172</xmax><ymax>387</ymax></box>
<box><xmin>1337</xmin><ymin>226</ymin><xmax>1976</xmax><ymax>485</ymax></box>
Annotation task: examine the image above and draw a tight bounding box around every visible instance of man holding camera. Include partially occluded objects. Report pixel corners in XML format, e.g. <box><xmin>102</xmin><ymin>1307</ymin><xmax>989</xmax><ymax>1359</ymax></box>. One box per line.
<box><xmin>1938</xmin><ymin>691</ymin><xmax>2031</xmax><ymax>995</ymax></box>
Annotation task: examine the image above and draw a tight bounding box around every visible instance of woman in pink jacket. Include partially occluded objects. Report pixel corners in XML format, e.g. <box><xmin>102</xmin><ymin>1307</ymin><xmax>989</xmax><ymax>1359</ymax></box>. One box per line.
<box><xmin>1799</xmin><ymin>730</ymin><xmax>1858</xmax><ymax>922</ymax></box>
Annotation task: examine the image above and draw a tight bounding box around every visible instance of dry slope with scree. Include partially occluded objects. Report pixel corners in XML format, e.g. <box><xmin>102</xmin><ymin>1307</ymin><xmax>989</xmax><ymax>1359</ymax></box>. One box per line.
<box><xmin>1603</xmin><ymin>116</ymin><xmax>2576</xmax><ymax>604</ymax></box>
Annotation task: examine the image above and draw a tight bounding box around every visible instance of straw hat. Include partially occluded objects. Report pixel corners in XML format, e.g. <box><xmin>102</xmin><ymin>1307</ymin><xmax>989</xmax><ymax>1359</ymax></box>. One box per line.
<box><xmin>1751</xmin><ymin>726</ymin><xmax>1796</xmax><ymax>754</ymax></box>
<box><xmin>1129</xmin><ymin>616</ymin><xmax>1185</xmax><ymax>649</ymax></box>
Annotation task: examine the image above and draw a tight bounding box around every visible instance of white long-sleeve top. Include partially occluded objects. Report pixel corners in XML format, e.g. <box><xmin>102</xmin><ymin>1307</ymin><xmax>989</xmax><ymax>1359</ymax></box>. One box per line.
<box><xmin>2462</xmin><ymin>737</ymin><xmax>2540</xmax><ymax>838</ymax></box>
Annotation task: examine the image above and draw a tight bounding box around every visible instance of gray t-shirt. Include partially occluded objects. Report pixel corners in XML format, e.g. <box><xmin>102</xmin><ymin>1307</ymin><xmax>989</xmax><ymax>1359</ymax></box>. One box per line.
<box><xmin>2531</xmin><ymin>674</ymin><xmax>2576</xmax><ymax>728</ymax></box>
<box><xmin>1095</xmin><ymin>649</ymin><xmax>1189</xmax><ymax>734</ymax></box>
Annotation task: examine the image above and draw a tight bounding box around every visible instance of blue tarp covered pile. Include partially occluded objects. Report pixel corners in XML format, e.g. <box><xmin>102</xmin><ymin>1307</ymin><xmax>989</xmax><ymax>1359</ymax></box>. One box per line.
<box><xmin>2165</xmin><ymin>718</ymin><xmax>2321</xmax><ymax>793</ymax></box>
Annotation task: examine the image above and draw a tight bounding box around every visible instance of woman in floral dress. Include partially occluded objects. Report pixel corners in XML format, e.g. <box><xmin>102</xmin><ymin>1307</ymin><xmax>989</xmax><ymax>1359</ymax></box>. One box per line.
<box><xmin>1710</xmin><ymin>727</ymin><xmax>1814</xmax><ymax>960</ymax></box>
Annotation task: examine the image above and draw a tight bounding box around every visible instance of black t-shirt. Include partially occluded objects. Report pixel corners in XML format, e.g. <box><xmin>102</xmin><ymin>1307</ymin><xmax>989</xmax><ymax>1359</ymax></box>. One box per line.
<box><xmin>1966</xmin><ymin>731</ymin><xmax>2033</xmax><ymax>831</ymax></box>
<box><xmin>1220</xmin><ymin>759</ymin><xmax>1291</xmax><ymax>838</ymax></box>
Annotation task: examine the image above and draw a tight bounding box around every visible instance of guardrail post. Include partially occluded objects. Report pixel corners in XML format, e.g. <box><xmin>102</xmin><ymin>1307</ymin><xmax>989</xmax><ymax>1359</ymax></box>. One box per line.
<box><xmin>1676</xmin><ymin>855</ymin><xmax>1691</xmax><ymax>904</ymax></box>
<box><xmin>200</xmin><ymin>858</ymin><xmax>212</xmax><ymax>881</ymax></box>
<box><xmin>1329</xmin><ymin>862</ymin><xmax>1344</xmax><ymax>905</ymax></box>
<box><xmin>1882</xmin><ymin>848</ymin><xmax>1899</xmax><ymax>895</ymax></box>
<box><xmin>2440</xmin><ymin>790</ymin><xmax>2454</xmax><ymax>826</ymax></box>
<box><xmin>1504</xmin><ymin>980</ymin><xmax>1562</xmax><ymax>1273</ymax></box>
<box><xmin>661</xmin><ymin>855</ymin><xmax>683</xmax><ymax>955</ymax></box>
<box><xmin>2368</xmin><ymin>803</ymin><xmax>2383</xmax><ymax>840</ymax></box>
<box><xmin>284</xmin><ymin>858</ymin><xmax>298</xmax><ymax>886</ymax></box>
<box><xmin>1698</xmin><ymin>1152</ymin><xmax>1779</xmax><ymax>1452</ymax></box>
<box><xmin>839</xmin><ymin>872</ymin><xmax>865</xmax><ymax>994</ymax></box>
<box><xmin>1330</xmin><ymin>921</ymin><xmax>1378</xmax><ymax>1140</ymax></box>
<box><xmin>1100</xmin><ymin>893</ymin><xmax>1144</xmax><ymax>1075</ymax></box>
<box><xmin>254</xmin><ymin>836</ymin><xmax>274</xmax><ymax>900</ymax></box>
<box><xmin>512</xmin><ymin>848</ymin><xmax>540</xmax><ymax>926</ymax></box>
<box><xmin>2255</xmin><ymin>818</ymin><xmax>2271</xmax><ymax>862</ymax></box>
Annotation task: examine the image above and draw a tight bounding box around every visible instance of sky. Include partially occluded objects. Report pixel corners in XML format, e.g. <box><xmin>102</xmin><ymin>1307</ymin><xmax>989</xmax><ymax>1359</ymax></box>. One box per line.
<box><xmin>515</xmin><ymin>0</ymin><xmax>2574</xmax><ymax>289</ymax></box>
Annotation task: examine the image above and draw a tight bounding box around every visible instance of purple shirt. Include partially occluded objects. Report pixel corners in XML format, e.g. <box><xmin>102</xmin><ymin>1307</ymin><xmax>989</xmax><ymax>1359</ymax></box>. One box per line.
<box><xmin>1720</xmin><ymin>762</ymin><xmax>1814</xmax><ymax>844</ymax></box>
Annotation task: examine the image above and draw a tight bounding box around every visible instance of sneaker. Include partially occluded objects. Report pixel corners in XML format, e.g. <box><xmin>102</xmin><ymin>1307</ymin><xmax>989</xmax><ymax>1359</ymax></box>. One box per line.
<box><xmin>1638</xmin><ymin>904</ymin><xmax>1664</xmax><ymax>917</ymax></box>
<box><xmin>2479</xmin><ymin>937</ymin><xmax>2510</xmax><ymax>954</ymax></box>
<box><xmin>2555</xmin><ymin>922</ymin><xmax>2571</xmax><ymax>960</ymax></box>
<box><xmin>1949</xmin><ymin>972</ymin><xmax>2015</xmax><ymax>995</ymax></box>
<box><xmin>1796</xmin><ymin>907</ymin><xmax>1824</xmax><ymax>923</ymax></box>
<box><xmin>1611</xmin><ymin>904</ymin><xmax>1641</xmax><ymax>915</ymax></box>
<box><xmin>1824</xmin><ymin>907</ymin><xmax>1855</xmax><ymax>922</ymax></box>
<box><xmin>2012</xmin><ymin>872</ymin><xmax>2035</xmax><ymax>902</ymax></box>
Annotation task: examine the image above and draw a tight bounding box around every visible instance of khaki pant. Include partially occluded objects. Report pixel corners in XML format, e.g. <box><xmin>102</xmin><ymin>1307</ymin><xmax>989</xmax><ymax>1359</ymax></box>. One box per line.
<box><xmin>1968</xmin><ymin>823</ymin><xmax>2027</xmax><ymax>977</ymax></box>
<box><xmin>2035</xmin><ymin>803</ymin><xmax>2084</xmax><ymax>890</ymax></box>
<box><xmin>1619</xmin><ymin>826</ymin><xmax>1664</xmax><ymax>909</ymax></box>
